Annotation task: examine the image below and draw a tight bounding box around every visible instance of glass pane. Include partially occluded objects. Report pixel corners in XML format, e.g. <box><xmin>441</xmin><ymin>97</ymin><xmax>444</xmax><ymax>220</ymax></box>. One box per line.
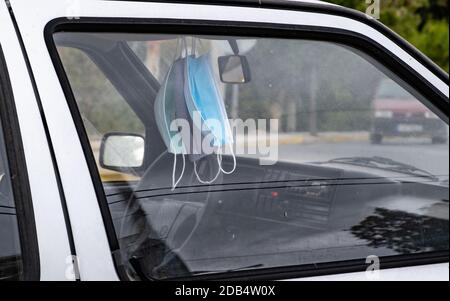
<box><xmin>0</xmin><ymin>121</ymin><xmax>23</xmax><ymax>280</ymax></box>
<box><xmin>54</xmin><ymin>32</ymin><xmax>449</xmax><ymax>280</ymax></box>
<box><xmin>57</xmin><ymin>47</ymin><xmax>145</xmax><ymax>182</ymax></box>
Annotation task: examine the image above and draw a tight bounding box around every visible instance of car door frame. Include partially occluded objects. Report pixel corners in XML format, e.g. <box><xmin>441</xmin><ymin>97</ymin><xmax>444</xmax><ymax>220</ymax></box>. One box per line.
<box><xmin>0</xmin><ymin>1</ymin><xmax>74</xmax><ymax>280</ymax></box>
<box><xmin>10</xmin><ymin>0</ymin><xmax>449</xmax><ymax>280</ymax></box>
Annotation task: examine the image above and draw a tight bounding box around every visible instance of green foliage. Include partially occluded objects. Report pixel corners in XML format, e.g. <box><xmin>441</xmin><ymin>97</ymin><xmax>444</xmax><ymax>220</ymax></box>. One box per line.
<box><xmin>325</xmin><ymin>0</ymin><xmax>449</xmax><ymax>72</ymax></box>
<box><xmin>409</xmin><ymin>20</ymin><xmax>449</xmax><ymax>71</ymax></box>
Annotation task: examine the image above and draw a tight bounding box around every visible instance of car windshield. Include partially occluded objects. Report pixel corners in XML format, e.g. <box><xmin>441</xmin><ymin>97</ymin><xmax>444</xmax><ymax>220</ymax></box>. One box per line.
<box><xmin>53</xmin><ymin>32</ymin><xmax>449</xmax><ymax>280</ymax></box>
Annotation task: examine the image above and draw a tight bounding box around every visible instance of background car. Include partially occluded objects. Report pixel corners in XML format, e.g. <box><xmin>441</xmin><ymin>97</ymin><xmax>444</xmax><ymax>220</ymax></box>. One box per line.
<box><xmin>371</xmin><ymin>79</ymin><xmax>448</xmax><ymax>144</ymax></box>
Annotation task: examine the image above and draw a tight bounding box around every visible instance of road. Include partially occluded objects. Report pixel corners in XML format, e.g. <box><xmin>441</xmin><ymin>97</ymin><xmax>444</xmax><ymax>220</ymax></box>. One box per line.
<box><xmin>277</xmin><ymin>139</ymin><xmax>449</xmax><ymax>177</ymax></box>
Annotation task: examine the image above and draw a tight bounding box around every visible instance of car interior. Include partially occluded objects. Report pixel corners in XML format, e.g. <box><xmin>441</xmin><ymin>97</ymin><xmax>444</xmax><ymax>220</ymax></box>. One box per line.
<box><xmin>53</xmin><ymin>32</ymin><xmax>449</xmax><ymax>280</ymax></box>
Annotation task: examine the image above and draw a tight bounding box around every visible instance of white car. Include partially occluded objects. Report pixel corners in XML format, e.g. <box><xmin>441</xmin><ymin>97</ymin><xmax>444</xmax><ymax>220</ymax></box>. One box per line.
<box><xmin>0</xmin><ymin>0</ymin><xmax>448</xmax><ymax>281</ymax></box>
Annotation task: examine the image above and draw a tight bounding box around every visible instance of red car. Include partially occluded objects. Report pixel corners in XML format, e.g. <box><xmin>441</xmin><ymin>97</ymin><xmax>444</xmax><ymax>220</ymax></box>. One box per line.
<box><xmin>371</xmin><ymin>79</ymin><xmax>448</xmax><ymax>144</ymax></box>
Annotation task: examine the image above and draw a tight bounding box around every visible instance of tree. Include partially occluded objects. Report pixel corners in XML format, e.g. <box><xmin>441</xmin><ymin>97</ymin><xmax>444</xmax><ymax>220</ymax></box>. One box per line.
<box><xmin>326</xmin><ymin>0</ymin><xmax>449</xmax><ymax>72</ymax></box>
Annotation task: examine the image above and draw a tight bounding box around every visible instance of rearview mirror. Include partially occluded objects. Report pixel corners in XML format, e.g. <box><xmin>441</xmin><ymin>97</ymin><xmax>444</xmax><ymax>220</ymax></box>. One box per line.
<box><xmin>218</xmin><ymin>55</ymin><xmax>251</xmax><ymax>84</ymax></box>
<box><xmin>99</xmin><ymin>133</ymin><xmax>145</xmax><ymax>171</ymax></box>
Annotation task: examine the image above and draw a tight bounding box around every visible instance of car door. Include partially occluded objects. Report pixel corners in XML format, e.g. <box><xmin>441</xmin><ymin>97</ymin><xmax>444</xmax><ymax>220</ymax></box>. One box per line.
<box><xmin>0</xmin><ymin>1</ymin><xmax>73</xmax><ymax>280</ymax></box>
<box><xmin>10</xmin><ymin>0</ymin><xmax>448</xmax><ymax>280</ymax></box>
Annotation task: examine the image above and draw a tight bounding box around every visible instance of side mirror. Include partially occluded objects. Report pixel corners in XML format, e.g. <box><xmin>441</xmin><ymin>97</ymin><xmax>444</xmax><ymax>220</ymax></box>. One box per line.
<box><xmin>218</xmin><ymin>55</ymin><xmax>251</xmax><ymax>84</ymax></box>
<box><xmin>99</xmin><ymin>132</ymin><xmax>145</xmax><ymax>171</ymax></box>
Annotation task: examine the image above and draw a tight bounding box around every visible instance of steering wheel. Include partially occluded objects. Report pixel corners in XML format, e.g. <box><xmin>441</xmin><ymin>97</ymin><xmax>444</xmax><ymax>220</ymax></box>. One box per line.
<box><xmin>118</xmin><ymin>151</ymin><xmax>222</xmax><ymax>279</ymax></box>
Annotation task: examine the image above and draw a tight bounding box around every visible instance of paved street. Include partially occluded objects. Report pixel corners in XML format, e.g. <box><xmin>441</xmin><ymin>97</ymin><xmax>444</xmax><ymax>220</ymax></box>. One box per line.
<box><xmin>277</xmin><ymin>139</ymin><xmax>449</xmax><ymax>176</ymax></box>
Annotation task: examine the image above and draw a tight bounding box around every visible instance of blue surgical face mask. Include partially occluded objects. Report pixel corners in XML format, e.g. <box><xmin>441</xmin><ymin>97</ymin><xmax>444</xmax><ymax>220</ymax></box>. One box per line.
<box><xmin>185</xmin><ymin>54</ymin><xmax>233</xmax><ymax>147</ymax></box>
<box><xmin>184</xmin><ymin>53</ymin><xmax>236</xmax><ymax>184</ymax></box>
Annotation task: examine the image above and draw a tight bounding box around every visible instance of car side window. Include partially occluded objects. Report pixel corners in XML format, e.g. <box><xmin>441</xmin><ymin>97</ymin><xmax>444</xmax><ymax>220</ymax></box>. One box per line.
<box><xmin>53</xmin><ymin>32</ymin><xmax>448</xmax><ymax>280</ymax></box>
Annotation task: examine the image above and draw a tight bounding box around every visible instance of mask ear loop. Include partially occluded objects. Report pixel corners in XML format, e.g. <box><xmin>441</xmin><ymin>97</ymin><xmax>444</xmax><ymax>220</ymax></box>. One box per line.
<box><xmin>181</xmin><ymin>37</ymin><xmax>189</xmax><ymax>58</ymax></box>
<box><xmin>170</xmin><ymin>137</ymin><xmax>186</xmax><ymax>191</ymax></box>
<box><xmin>193</xmin><ymin>155</ymin><xmax>221</xmax><ymax>184</ymax></box>
<box><xmin>217</xmin><ymin>143</ymin><xmax>237</xmax><ymax>174</ymax></box>
<box><xmin>170</xmin><ymin>37</ymin><xmax>190</xmax><ymax>191</ymax></box>
<box><xmin>192</xmin><ymin>37</ymin><xmax>197</xmax><ymax>57</ymax></box>
<box><xmin>175</xmin><ymin>38</ymin><xmax>184</xmax><ymax>60</ymax></box>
